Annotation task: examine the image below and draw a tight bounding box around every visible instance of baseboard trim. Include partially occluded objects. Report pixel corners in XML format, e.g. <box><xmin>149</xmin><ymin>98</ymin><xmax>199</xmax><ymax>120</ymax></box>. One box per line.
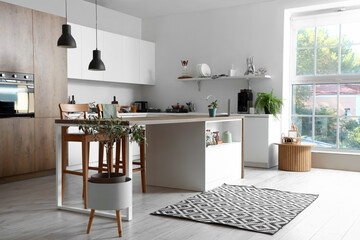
<box><xmin>0</xmin><ymin>169</ymin><xmax>55</xmax><ymax>184</ymax></box>
<box><xmin>312</xmin><ymin>152</ymin><xmax>360</xmax><ymax>172</ymax></box>
<box><xmin>244</xmin><ymin>161</ymin><xmax>270</xmax><ymax>168</ymax></box>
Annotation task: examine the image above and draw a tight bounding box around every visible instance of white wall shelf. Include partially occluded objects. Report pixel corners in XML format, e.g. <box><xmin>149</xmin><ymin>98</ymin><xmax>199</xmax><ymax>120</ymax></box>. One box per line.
<box><xmin>182</xmin><ymin>75</ymin><xmax>271</xmax><ymax>81</ymax></box>
<box><xmin>180</xmin><ymin>75</ymin><xmax>271</xmax><ymax>91</ymax></box>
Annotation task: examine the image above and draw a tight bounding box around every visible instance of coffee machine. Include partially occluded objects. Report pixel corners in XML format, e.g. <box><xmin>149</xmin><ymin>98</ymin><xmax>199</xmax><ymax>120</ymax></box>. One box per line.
<box><xmin>238</xmin><ymin>89</ymin><xmax>253</xmax><ymax>113</ymax></box>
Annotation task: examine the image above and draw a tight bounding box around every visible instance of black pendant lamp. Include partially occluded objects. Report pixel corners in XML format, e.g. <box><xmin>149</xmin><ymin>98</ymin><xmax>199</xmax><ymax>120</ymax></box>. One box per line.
<box><xmin>57</xmin><ymin>0</ymin><xmax>77</xmax><ymax>48</ymax></box>
<box><xmin>89</xmin><ymin>0</ymin><xmax>105</xmax><ymax>71</ymax></box>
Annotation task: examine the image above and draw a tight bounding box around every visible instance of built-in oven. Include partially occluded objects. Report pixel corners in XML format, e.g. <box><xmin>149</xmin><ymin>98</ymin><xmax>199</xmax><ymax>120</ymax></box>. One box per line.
<box><xmin>0</xmin><ymin>72</ymin><xmax>35</xmax><ymax>118</ymax></box>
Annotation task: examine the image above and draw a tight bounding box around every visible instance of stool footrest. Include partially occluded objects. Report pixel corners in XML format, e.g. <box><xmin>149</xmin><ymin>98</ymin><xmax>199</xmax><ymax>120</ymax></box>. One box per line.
<box><xmin>63</xmin><ymin>170</ymin><xmax>83</xmax><ymax>176</ymax></box>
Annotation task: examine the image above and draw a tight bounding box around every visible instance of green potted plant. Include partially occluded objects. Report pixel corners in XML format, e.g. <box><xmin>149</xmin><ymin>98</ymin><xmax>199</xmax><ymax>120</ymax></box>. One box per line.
<box><xmin>88</xmin><ymin>102</ymin><xmax>98</xmax><ymax>113</ymax></box>
<box><xmin>206</xmin><ymin>95</ymin><xmax>218</xmax><ymax>117</ymax></box>
<box><xmin>79</xmin><ymin>116</ymin><xmax>145</xmax><ymax>182</ymax></box>
<box><xmin>79</xmin><ymin>116</ymin><xmax>145</xmax><ymax>237</ymax></box>
<box><xmin>254</xmin><ymin>90</ymin><xmax>283</xmax><ymax>118</ymax></box>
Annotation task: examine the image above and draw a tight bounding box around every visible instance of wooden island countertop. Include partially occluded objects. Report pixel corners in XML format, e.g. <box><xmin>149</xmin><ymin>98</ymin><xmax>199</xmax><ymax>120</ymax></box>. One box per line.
<box><xmin>55</xmin><ymin>114</ymin><xmax>244</xmax><ymax>125</ymax></box>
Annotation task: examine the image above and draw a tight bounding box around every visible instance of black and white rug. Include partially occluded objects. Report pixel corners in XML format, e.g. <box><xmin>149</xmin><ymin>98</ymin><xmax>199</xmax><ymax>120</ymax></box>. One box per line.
<box><xmin>151</xmin><ymin>184</ymin><xmax>318</xmax><ymax>235</ymax></box>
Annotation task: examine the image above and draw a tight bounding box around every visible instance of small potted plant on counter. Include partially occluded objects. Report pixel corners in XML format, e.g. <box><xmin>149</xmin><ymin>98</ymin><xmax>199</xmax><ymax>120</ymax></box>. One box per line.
<box><xmin>254</xmin><ymin>90</ymin><xmax>283</xmax><ymax>118</ymax></box>
<box><xmin>206</xmin><ymin>95</ymin><xmax>218</xmax><ymax>117</ymax></box>
<box><xmin>79</xmin><ymin>116</ymin><xmax>145</xmax><ymax>237</ymax></box>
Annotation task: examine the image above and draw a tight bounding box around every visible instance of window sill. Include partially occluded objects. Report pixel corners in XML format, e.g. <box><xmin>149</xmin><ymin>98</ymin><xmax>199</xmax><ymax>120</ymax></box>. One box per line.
<box><xmin>312</xmin><ymin>149</ymin><xmax>360</xmax><ymax>156</ymax></box>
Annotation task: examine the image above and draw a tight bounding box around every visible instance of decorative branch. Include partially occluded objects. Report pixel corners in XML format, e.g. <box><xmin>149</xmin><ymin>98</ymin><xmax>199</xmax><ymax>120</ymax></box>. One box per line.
<box><xmin>79</xmin><ymin>116</ymin><xmax>145</xmax><ymax>179</ymax></box>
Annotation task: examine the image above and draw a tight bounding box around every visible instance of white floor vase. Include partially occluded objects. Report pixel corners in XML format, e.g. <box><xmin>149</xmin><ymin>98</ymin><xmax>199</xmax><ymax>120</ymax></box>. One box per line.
<box><xmin>86</xmin><ymin>174</ymin><xmax>132</xmax><ymax>237</ymax></box>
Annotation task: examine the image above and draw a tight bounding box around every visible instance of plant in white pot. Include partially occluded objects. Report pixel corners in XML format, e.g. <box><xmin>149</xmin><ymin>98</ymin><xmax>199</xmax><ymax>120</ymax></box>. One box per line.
<box><xmin>206</xmin><ymin>95</ymin><xmax>218</xmax><ymax>117</ymax></box>
<box><xmin>79</xmin><ymin>116</ymin><xmax>145</xmax><ymax>237</ymax></box>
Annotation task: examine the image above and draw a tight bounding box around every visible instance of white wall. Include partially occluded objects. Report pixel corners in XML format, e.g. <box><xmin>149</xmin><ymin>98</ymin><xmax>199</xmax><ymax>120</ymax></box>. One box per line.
<box><xmin>68</xmin><ymin>79</ymin><xmax>141</xmax><ymax>105</ymax></box>
<box><xmin>3</xmin><ymin>0</ymin><xmax>143</xmax><ymax>105</ymax></box>
<box><xmin>141</xmin><ymin>0</ymin><xmax>359</xmax><ymax>170</ymax></box>
<box><xmin>141</xmin><ymin>0</ymin><xmax>355</xmax><ymax>113</ymax></box>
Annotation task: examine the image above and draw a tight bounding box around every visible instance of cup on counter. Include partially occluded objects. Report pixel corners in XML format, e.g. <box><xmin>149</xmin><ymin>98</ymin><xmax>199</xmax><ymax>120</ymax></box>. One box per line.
<box><xmin>249</xmin><ymin>107</ymin><xmax>255</xmax><ymax>114</ymax></box>
<box><xmin>131</xmin><ymin>105</ymin><xmax>137</xmax><ymax>113</ymax></box>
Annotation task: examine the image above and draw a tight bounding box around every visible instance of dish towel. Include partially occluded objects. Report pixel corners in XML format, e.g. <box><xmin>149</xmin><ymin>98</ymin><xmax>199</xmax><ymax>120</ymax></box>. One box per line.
<box><xmin>102</xmin><ymin>104</ymin><xmax>117</xmax><ymax>119</ymax></box>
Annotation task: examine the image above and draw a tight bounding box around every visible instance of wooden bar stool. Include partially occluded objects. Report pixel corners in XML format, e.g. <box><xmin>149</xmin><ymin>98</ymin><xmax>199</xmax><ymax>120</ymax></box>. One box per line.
<box><xmin>59</xmin><ymin>104</ymin><xmax>107</xmax><ymax>209</ymax></box>
<box><xmin>97</xmin><ymin>104</ymin><xmax>147</xmax><ymax>193</ymax></box>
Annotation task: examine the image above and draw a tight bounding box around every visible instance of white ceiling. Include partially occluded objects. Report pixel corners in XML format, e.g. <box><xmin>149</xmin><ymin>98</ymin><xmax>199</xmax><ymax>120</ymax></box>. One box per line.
<box><xmin>84</xmin><ymin>0</ymin><xmax>275</xmax><ymax>19</ymax></box>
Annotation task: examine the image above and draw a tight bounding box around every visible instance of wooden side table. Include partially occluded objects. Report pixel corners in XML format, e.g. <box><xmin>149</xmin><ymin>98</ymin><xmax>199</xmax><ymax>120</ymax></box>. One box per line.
<box><xmin>276</xmin><ymin>143</ymin><xmax>316</xmax><ymax>172</ymax></box>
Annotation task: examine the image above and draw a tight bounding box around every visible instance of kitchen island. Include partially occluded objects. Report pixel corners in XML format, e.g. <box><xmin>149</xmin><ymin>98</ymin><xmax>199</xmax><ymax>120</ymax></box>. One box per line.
<box><xmin>55</xmin><ymin>115</ymin><xmax>244</xmax><ymax>220</ymax></box>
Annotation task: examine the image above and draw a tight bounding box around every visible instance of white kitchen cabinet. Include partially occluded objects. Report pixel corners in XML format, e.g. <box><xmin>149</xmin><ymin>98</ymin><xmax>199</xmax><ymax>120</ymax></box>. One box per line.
<box><xmin>81</xmin><ymin>26</ymin><xmax>104</xmax><ymax>81</ymax></box>
<box><xmin>146</xmin><ymin>119</ymin><xmax>243</xmax><ymax>191</ymax></box>
<box><xmin>67</xmin><ymin>23</ymin><xmax>82</xmax><ymax>79</ymax></box>
<box><xmin>140</xmin><ymin>40</ymin><xmax>155</xmax><ymax>85</ymax></box>
<box><xmin>123</xmin><ymin>36</ymin><xmax>140</xmax><ymax>84</ymax></box>
<box><xmin>67</xmin><ymin>23</ymin><xmax>155</xmax><ymax>85</ymax></box>
<box><xmin>205</xmin><ymin>120</ymin><xmax>242</xmax><ymax>189</ymax></box>
<box><xmin>103</xmin><ymin>31</ymin><xmax>124</xmax><ymax>83</ymax></box>
<box><xmin>244</xmin><ymin>115</ymin><xmax>281</xmax><ymax>168</ymax></box>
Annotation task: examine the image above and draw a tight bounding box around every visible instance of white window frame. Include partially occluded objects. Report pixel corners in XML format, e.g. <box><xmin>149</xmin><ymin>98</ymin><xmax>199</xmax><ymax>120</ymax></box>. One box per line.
<box><xmin>290</xmin><ymin>11</ymin><xmax>360</xmax><ymax>153</ymax></box>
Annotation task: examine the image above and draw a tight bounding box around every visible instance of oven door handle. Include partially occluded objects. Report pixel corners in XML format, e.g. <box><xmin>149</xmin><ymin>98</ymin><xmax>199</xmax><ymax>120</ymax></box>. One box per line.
<box><xmin>0</xmin><ymin>82</ymin><xmax>34</xmax><ymax>86</ymax></box>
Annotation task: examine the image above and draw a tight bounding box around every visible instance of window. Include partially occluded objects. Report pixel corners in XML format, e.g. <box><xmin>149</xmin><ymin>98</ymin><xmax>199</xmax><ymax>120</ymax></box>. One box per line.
<box><xmin>291</xmin><ymin>10</ymin><xmax>360</xmax><ymax>151</ymax></box>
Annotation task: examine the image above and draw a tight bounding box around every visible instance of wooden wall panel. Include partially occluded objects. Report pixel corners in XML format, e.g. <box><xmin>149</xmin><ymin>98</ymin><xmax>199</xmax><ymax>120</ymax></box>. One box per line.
<box><xmin>0</xmin><ymin>1</ymin><xmax>34</xmax><ymax>73</ymax></box>
<box><xmin>34</xmin><ymin>118</ymin><xmax>56</xmax><ymax>171</ymax></box>
<box><xmin>33</xmin><ymin>10</ymin><xmax>67</xmax><ymax>118</ymax></box>
<box><xmin>0</xmin><ymin>118</ymin><xmax>35</xmax><ymax>177</ymax></box>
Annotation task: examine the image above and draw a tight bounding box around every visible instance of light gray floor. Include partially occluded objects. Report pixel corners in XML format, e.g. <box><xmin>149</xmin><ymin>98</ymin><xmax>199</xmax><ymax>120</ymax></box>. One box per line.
<box><xmin>1</xmin><ymin>167</ymin><xmax>360</xmax><ymax>240</ymax></box>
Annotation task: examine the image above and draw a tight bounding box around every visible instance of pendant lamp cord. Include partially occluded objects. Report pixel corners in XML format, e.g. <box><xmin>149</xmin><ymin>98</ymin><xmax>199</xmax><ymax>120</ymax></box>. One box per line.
<box><xmin>95</xmin><ymin>0</ymin><xmax>98</xmax><ymax>50</ymax></box>
<box><xmin>65</xmin><ymin>0</ymin><xmax>68</xmax><ymax>20</ymax></box>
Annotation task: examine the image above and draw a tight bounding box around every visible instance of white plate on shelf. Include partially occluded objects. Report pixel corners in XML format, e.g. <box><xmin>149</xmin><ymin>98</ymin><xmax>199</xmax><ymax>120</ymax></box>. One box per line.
<box><xmin>196</xmin><ymin>63</ymin><xmax>211</xmax><ymax>77</ymax></box>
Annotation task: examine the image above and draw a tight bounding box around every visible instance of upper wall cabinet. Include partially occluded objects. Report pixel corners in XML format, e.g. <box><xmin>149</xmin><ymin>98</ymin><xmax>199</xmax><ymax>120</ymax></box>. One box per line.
<box><xmin>103</xmin><ymin>31</ymin><xmax>124</xmax><ymax>83</ymax></box>
<box><xmin>0</xmin><ymin>2</ymin><xmax>33</xmax><ymax>74</ymax></box>
<box><xmin>67</xmin><ymin>23</ymin><xmax>82</xmax><ymax>79</ymax></box>
<box><xmin>140</xmin><ymin>40</ymin><xmax>156</xmax><ymax>85</ymax></box>
<box><xmin>81</xmin><ymin>26</ymin><xmax>104</xmax><ymax>81</ymax></box>
<box><xmin>123</xmin><ymin>36</ymin><xmax>140</xmax><ymax>84</ymax></box>
<box><xmin>67</xmin><ymin>23</ymin><xmax>155</xmax><ymax>85</ymax></box>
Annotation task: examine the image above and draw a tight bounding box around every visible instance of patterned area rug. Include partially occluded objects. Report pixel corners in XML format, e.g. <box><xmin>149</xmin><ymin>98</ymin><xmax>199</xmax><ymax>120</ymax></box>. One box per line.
<box><xmin>151</xmin><ymin>184</ymin><xmax>318</xmax><ymax>235</ymax></box>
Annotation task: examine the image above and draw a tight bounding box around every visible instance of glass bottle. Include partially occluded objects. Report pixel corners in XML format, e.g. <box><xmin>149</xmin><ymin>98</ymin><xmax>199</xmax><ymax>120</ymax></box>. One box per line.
<box><xmin>111</xmin><ymin>96</ymin><xmax>118</xmax><ymax>104</ymax></box>
<box><xmin>71</xmin><ymin>95</ymin><xmax>76</xmax><ymax>104</ymax></box>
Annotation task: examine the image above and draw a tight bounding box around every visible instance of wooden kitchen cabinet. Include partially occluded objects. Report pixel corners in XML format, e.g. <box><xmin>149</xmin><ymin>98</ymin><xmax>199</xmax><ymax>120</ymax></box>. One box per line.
<box><xmin>33</xmin><ymin>10</ymin><xmax>68</xmax><ymax>118</ymax></box>
<box><xmin>0</xmin><ymin>119</ymin><xmax>35</xmax><ymax>177</ymax></box>
<box><xmin>0</xmin><ymin>1</ymin><xmax>34</xmax><ymax>74</ymax></box>
<box><xmin>0</xmin><ymin>3</ymin><xmax>67</xmax><ymax>182</ymax></box>
<box><xmin>34</xmin><ymin>118</ymin><xmax>56</xmax><ymax>171</ymax></box>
